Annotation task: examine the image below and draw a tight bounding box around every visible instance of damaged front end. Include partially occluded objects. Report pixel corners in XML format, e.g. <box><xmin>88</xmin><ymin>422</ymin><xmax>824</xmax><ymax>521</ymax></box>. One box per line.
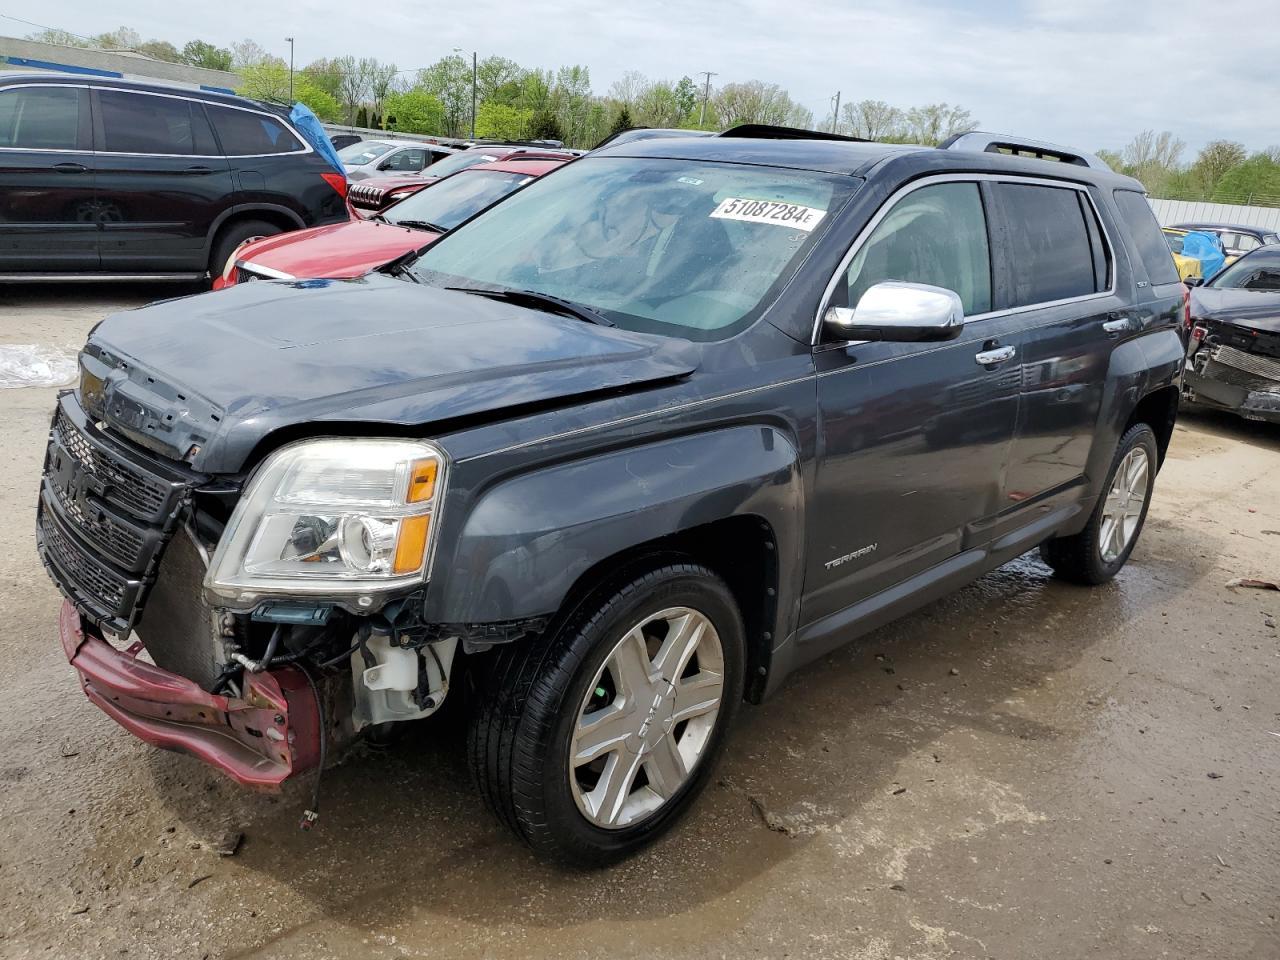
<box><xmin>1184</xmin><ymin>319</ymin><xmax>1280</xmax><ymax>423</ymax></box>
<box><xmin>38</xmin><ymin>389</ymin><xmax>464</xmax><ymax>792</ymax></box>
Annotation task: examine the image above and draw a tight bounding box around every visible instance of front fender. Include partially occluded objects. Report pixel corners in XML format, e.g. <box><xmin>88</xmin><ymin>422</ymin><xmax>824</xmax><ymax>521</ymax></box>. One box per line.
<box><xmin>424</xmin><ymin>426</ymin><xmax>803</xmax><ymax>625</ymax></box>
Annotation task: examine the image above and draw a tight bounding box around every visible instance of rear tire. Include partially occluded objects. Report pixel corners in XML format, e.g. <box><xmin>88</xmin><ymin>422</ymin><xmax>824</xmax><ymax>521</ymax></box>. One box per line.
<box><xmin>467</xmin><ymin>563</ymin><xmax>745</xmax><ymax>866</ymax></box>
<box><xmin>1040</xmin><ymin>423</ymin><xmax>1158</xmax><ymax>584</ymax></box>
<box><xmin>209</xmin><ymin>219</ymin><xmax>281</xmax><ymax>282</ymax></box>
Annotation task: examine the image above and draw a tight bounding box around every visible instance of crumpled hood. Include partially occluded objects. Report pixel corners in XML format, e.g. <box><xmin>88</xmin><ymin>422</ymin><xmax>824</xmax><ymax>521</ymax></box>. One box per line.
<box><xmin>82</xmin><ymin>275</ymin><xmax>698</xmax><ymax>473</ymax></box>
<box><xmin>1192</xmin><ymin>287</ymin><xmax>1280</xmax><ymax>334</ymax></box>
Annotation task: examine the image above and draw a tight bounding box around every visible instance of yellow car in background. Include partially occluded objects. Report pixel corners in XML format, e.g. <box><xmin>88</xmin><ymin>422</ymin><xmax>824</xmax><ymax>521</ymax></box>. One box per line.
<box><xmin>1162</xmin><ymin>228</ymin><xmax>1203</xmax><ymax>281</ymax></box>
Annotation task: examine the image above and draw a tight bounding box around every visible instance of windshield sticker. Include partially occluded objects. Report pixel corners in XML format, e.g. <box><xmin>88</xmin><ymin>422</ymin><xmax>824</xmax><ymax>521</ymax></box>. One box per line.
<box><xmin>710</xmin><ymin>197</ymin><xmax>827</xmax><ymax>231</ymax></box>
<box><xmin>678</xmin><ymin>176</ymin><xmax>704</xmax><ymax>185</ymax></box>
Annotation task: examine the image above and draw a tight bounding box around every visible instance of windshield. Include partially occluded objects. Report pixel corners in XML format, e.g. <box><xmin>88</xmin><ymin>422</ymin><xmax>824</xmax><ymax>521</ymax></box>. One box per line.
<box><xmin>1209</xmin><ymin>251</ymin><xmax>1280</xmax><ymax>291</ymax></box>
<box><xmin>411</xmin><ymin>156</ymin><xmax>856</xmax><ymax>340</ymax></box>
<box><xmin>386</xmin><ymin>170</ymin><xmax>532</xmax><ymax>231</ymax></box>
<box><xmin>338</xmin><ymin>140</ymin><xmax>395</xmax><ymax>165</ymax></box>
<box><xmin>422</xmin><ymin>151</ymin><xmax>504</xmax><ymax>179</ymax></box>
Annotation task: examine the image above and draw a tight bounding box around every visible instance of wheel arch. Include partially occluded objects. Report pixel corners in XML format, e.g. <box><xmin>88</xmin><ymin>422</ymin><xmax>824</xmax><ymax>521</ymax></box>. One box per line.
<box><xmin>426</xmin><ymin>426</ymin><xmax>804</xmax><ymax>703</ymax></box>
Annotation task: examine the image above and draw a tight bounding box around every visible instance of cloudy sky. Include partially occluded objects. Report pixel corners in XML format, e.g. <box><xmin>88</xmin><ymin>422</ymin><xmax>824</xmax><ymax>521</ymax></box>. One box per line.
<box><xmin>7</xmin><ymin>0</ymin><xmax>1278</xmax><ymax>155</ymax></box>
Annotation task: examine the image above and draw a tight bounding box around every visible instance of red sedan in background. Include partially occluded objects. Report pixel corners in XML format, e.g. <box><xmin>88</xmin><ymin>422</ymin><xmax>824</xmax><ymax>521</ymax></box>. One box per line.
<box><xmin>215</xmin><ymin>158</ymin><xmax>568</xmax><ymax>288</ymax></box>
<box><xmin>347</xmin><ymin>146</ymin><xmax>578</xmax><ymax>214</ymax></box>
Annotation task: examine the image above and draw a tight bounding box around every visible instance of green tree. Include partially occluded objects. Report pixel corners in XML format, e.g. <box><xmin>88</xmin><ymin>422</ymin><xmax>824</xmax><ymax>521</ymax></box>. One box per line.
<box><xmin>1212</xmin><ymin>154</ymin><xmax>1280</xmax><ymax>205</ymax></box>
<box><xmin>383</xmin><ymin>89</ymin><xmax>445</xmax><ymax>135</ymax></box>
<box><xmin>673</xmin><ymin>76</ymin><xmax>698</xmax><ymax>120</ymax></box>
<box><xmin>356</xmin><ymin>106</ymin><xmax>369</xmax><ymax>128</ymax></box>
<box><xmin>236</xmin><ymin>63</ymin><xmax>340</xmax><ymax>120</ymax></box>
<box><xmin>137</xmin><ymin>39</ymin><xmax>182</xmax><ymax>62</ymax></box>
<box><xmin>182</xmin><ymin>40</ymin><xmax>233</xmax><ymax>72</ymax></box>
<box><xmin>417</xmin><ymin>54</ymin><xmax>472</xmax><ymax>137</ymax></box>
<box><xmin>1191</xmin><ymin>140</ymin><xmax>1247</xmax><ymax>196</ymax></box>
<box><xmin>476</xmin><ymin>102</ymin><xmax>532</xmax><ymax>140</ymax></box>
<box><xmin>903</xmin><ymin>103</ymin><xmax>976</xmax><ymax>146</ymax></box>
<box><xmin>93</xmin><ymin>26</ymin><xmax>142</xmax><ymax>51</ymax></box>
<box><xmin>608</xmin><ymin>105</ymin><xmax>634</xmax><ymax>137</ymax></box>
<box><xmin>25</xmin><ymin>29</ymin><xmax>92</xmax><ymax>48</ymax></box>
<box><xmin>528</xmin><ymin>108</ymin><xmax>565</xmax><ymax>143</ymax></box>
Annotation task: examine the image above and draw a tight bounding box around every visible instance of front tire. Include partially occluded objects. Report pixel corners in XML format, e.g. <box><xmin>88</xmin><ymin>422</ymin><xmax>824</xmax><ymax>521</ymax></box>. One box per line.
<box><xmin>1040</xmin><ymin>423</ymin><xmax>1158</xmax><ymax>584</ymax></box>
<box><xmin>209</xmin><ymin>219</ymin><xmax>281</xmax><ymax>282</ymax></box>
<box><xmin>467</xmin><ymin>563</ymin><xmax>745</xmax><ymax>865</ymax></box>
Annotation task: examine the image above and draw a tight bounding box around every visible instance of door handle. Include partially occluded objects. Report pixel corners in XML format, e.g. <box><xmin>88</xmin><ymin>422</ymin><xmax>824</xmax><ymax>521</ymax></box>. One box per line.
<box><xmin>975</xmin><ymin>345</ymin><xmax>1017</xmax><ymax>366</ymax></box>
<box><xmin>183</xmin><ymin>165</ymin><xmax>214</xmax><ymax>175</ymax></box>
<box><xmin>52</xmin><ymin>162</ymin><xmax>88</xmax><ymax>174</ymax></box>
<box><xmin>1102</xmin><ymin>316</ymin><xmax>1131</xmax><ymax>336</ymax></box>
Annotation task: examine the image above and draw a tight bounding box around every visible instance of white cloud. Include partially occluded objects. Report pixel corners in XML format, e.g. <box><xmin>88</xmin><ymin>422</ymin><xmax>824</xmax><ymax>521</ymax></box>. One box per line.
<box><xmin>16</xmin><ymin>0</ymin><xmax>1280</xmax><ymax>153</ymax></box>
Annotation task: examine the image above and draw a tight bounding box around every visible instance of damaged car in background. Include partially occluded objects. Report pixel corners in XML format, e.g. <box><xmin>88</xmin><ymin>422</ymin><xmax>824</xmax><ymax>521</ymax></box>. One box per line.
<box><xmin>39</xmin><ymin>129</ymin><xmax>1184</xmax><ymax>865</ymax></box>
<box><xmin>1185</xmin><ymin>244</ymin><xmax>1280</xmax><ymax>423</ymax></box>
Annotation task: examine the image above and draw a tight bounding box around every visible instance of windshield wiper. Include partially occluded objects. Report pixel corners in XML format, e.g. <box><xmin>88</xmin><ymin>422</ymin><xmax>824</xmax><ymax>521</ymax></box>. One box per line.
<box><xmin>379</xmin><ymin>247</ymin><xmax>423</xmax><ymax>281</ymax></box>
<box><xmin>391</xmin><ymin>219</ymin><xmax>451</xmax><ymax>233</ymax></box>
<box><xmin>445</xmin><ymin>286</ymin><xmax>615</xmax><ymax>327</ymax></box>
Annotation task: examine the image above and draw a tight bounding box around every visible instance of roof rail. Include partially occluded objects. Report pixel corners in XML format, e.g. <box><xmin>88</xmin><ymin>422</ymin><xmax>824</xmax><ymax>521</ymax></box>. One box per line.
<box><xmin>719</xmin><ymin>124</ymin><xmax>869</xmax><ymax>144</ymax></box>
<box><xmin>939</xmin><ymin>132</ymin><xmax>1111</xmax><ymax>171</ymax></box>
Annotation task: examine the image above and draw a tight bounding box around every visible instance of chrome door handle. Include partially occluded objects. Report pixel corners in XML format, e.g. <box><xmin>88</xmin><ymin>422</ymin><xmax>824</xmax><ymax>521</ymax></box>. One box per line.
<box><xmin>975</xmin><ymin>345</ymin><xmax>1016</xmax><ymax>365</ymax></box>
<box><xmin>1102</xmin><ymin>317</ymin><xmax>1130</xmax><ymax>335</ymax></box>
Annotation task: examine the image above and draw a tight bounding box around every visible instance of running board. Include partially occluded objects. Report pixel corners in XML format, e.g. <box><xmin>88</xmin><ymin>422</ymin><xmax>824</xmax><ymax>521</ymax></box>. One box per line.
<box><xmin>0</xmin><ymin>273</ymin><xmax>207</xmax><ymax>283</ymax></box>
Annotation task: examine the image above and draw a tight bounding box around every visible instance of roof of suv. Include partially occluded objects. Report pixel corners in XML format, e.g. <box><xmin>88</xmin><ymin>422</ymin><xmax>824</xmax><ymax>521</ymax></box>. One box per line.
<box><xmin>592</xmin><ymin>132</ymin><xmax>1144</xmax><ymax>189</ymax></box>
<box><xmin>0</xmin><ymin>70</ymin><xmax>288</xmax><ymax>118</ymax></box>
<box><xmin>1171</xmin><ymin>222</ymin><xmax>1275</xmax><ymax>235</ymax></box>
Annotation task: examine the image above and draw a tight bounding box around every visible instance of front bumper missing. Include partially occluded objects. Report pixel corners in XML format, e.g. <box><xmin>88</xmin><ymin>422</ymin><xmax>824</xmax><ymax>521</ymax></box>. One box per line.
<box><xmin>59</xmin><ymin>601</ymin><xmax>320</xmax><ymax>789</ymax></box>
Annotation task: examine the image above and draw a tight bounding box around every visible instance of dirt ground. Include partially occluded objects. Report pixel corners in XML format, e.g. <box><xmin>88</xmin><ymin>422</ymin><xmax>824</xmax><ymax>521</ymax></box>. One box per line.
<box><xmin>1</xmin><ymin>284</ymin><xmax>1277</xmax><ymax>960</ymax></box>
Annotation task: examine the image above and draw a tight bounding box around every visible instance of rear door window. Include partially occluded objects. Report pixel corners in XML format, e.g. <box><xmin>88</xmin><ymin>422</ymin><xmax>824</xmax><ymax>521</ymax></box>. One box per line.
<box><xmin>0</xmin><ymin>86</ymin><xmax>88</xmax><ymax>150</ymax></box>
<box><xmin>994</xmin><ymin>182</ymin><xmax>1104</xmax><ymax>305</ymax></box>
<box><xmin>97</xmin><ymin>90</ymin><xmax>217</xmax><ymax>155</ymax></box>
<box><xmin>206</xmin><ymin>105</ymin><xmax>304</xmax><ymax>156</ymax></box>
<box><xmin>384</xmin><ymin>148</ymin><xmax>428</xmax><ymax>172</ymax></box>
<box><xmin>1114</xmin><ymin>190</ymin><xmax>1181</xmax><ymax>285</ymax></box>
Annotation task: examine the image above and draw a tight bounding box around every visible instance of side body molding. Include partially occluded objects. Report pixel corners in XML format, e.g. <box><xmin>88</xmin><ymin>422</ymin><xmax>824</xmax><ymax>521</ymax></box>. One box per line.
<box><xmin>424</xmin><ymin>426</ymin><xmax>804</xmax><ymax>628</ymax></box>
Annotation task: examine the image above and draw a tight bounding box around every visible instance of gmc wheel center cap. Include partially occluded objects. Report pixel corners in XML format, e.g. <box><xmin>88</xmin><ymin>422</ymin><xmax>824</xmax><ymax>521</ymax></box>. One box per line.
<box><xmin>627</xmin><ymin>681</ymin><xmax>676</xmax><ymax>755</ymax></box>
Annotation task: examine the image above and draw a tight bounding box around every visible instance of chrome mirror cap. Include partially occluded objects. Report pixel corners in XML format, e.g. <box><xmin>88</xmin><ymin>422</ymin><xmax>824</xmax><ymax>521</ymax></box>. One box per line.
<box><xmin>824</xmin><ymin>281</ymin><xmax>966</xmax><ymax>343</ymax></box>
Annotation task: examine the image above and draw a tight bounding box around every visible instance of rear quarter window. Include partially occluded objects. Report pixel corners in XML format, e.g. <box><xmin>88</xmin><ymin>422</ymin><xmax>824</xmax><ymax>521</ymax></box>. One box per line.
<box><xmin>1114</xmin><ymin>190</ymin><xmax>1181</xmax><ymax>286</ymax></box>
<box><xmin>206</xmin><ymin>105</ymin><xmax>304</xmax><ymax>156</ymax></box>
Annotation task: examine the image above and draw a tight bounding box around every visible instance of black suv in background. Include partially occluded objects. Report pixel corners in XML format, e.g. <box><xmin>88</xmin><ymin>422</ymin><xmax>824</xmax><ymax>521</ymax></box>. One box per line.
<box><xmin>39</xmin><ymin>129</ymin><xmax>1185</xmax><ymax>866</ymax></box>
<box><xmin>0</xmin><ymin>73</ymin><xmax>349</xmax><ymax>281</ymax></box>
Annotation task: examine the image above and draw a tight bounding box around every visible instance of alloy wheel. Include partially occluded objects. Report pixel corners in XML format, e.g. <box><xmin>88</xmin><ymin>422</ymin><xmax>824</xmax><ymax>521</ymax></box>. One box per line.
<box><xmin>1099</xmin><ymin>446</ymin><xmax>1149</xmax><ymax>563</ymax></box>
<box><xmin>569</xmin><ymin>606</ymin><xmax>724</xmax><ymax>829</ymax></box>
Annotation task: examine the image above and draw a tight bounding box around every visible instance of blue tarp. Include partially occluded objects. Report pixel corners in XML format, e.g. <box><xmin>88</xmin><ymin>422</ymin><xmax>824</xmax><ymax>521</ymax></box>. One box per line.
<box><xmin>289</xmin><ymin>103</ymin><xmax>345</xmax><ymax>175</ymax></box>
<box><xmin>1180</xmin><ymin>230</ymin><xmax>1226</xmax><ymax>280</ymax></box>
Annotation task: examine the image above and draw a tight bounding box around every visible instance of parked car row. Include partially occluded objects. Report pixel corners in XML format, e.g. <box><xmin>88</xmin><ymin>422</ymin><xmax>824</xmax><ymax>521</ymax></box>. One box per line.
<box><xmin>36</xmin><ymin>118</ymin><xmax>1191</xmax><ymax>866</ymax></box>
<box><xmin>0</xmin><ymin>72</ymin><xmax>349</xmax><ymax>280</ymax></box>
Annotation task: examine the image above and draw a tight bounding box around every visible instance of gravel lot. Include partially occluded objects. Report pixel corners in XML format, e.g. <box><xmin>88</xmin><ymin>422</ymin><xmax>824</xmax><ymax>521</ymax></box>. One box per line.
<box><xmin>1</xmin><ymin>284</ymin><xmax>1277</xmax><ymax>960</ymax></box>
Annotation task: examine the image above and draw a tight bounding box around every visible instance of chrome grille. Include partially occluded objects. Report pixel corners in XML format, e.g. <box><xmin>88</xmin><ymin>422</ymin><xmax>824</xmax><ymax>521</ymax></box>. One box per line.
<box><xmin>349</xmin><ymin>183</ymin><xmax>386</xmax><ymax>209</ymax></box>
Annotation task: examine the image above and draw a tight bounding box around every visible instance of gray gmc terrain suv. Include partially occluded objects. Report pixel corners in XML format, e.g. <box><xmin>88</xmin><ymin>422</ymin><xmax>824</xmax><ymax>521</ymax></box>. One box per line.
<box><xmin>38</xmin><ymin>128</ymin><xmax>1185</xmax><ymax>864</ymax></box>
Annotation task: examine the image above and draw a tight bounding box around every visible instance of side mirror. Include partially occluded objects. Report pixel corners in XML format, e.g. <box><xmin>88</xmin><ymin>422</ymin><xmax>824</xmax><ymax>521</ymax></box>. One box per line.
<box><xmin>824</xmin><ymin>281</ymin><xmax>965</xmax><ymax>343</ymax></box>
<box><xmin>1184</xmin><ymin>276</ymin><xmax>1204</xmax><ymax>288</ymax></box>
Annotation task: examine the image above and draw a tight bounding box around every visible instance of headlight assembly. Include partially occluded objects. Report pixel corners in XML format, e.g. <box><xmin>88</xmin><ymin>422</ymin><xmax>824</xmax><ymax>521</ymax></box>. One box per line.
<box><xmin>205</xmin><ymin>438</ymin><xmax>445</xmax><ymax>606</ymax></box>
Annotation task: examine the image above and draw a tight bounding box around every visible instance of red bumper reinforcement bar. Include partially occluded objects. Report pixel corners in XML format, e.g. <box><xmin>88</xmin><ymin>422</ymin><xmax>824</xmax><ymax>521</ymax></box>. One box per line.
<box><xmin>59</xmin><ymin>601</ymin><xmax>321</xmax><ymax>789</ymax></box>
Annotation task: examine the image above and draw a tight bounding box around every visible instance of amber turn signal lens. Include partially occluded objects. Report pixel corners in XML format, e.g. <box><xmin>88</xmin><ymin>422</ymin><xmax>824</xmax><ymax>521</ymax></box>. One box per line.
<box><xmin>406</xmin><ymin>459</ymin><xmax>438</xmax><ymax>503</ymax></box>
<box><xmin>393</xmin><ymin>514</ymin><xmax>431</xmax><ymax>575</ymax></box>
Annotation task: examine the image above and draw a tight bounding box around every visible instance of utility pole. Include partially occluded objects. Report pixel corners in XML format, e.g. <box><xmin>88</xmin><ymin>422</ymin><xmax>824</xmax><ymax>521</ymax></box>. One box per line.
<box><xmin>472</xmin><ymin>51</ymin><xmax>477</xmax><ymax>140</ymax></box>
<box><xmin>830</xmin><ymin>90</ymin><xmax>841</xmax><ymax>133</ymax></box>
<box><xmin>697</xmin><ymin>71</ymin><xmax>717</xmax><ymax>128</ymax></box>
<box><xmin>285</xmin><ymin>37</ymin><xmax>294</xmax><ymax>100</ymax></box>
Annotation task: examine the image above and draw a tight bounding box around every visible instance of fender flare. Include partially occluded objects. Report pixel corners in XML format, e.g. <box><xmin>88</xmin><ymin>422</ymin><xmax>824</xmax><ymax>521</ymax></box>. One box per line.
<box><xmin>423</xmin><ymin>425</ymin><xmax>804</xmax><ymax>627</ymax></box>
<box><xmin>204</xmin><ymin>204</ymin><xmax>307</xmax><ymax>256</ymax></box>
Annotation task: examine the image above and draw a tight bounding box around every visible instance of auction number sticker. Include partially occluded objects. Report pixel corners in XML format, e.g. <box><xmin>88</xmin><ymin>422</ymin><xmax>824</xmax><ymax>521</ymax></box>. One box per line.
<box><xmin>710</xmin><ymin>197</ymin><xmax>827</xmax><ymax>231</ymax></box>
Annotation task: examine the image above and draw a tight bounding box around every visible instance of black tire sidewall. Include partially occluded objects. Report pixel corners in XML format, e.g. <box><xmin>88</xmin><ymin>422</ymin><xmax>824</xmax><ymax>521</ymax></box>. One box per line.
<box><xmin>211</xmin><ymin>219</ymin><xmax>281</xmax><ymax>278</ymax></box>
<box><xmin>517</xmin><ymin>566</ymin><xmax>745</xmax><ymax>865</ymax></box>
